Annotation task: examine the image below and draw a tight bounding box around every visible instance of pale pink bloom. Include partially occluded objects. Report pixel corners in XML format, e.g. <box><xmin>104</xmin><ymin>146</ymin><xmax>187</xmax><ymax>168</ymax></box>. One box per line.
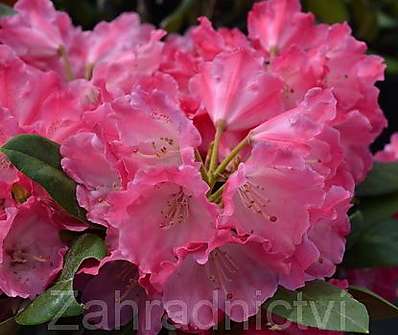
<box><xmin>28</xmin><ymin>79</ymin><xmax>101</xmax><ymax>142</ymax></box>
<box><xmin>277</xmin><ymin>235</ymin><xmax>320</xmax><ymax>290</ymax></box>
<box><xmin>190</xmin><ymin>49</ymin><xmax>283</xmax><ymax>131</ymax></box>
<box><xmin>375</xmin><ymin>133</ymin><xmax>398</xmax><ymax>162</ymax></box>
<box><xmin>271</xmin><ymin>182</ymin><xmax>351</xmax><ymax>289</ymax></box>
<box><xmin>248</xmin><ymin>0</ymin><xmax>316</xmax><ymax>56</ymax></box>
<box><xmin>250</xmin><ymin>89</ymin><xmax>344</xmax><ymax>182</ymax></box>
<box><xmin>0</xmin><ymin>199</ymin><xmax>67</xmax><ymax>298</ymax></box>
<box><xmin>162</xmin><ymin>233</ymin><xmax>280</xmax><ymax>330</ymax></box>
<box><xmin>85</xmin><ymin>13</ymin><xmax>161</xmax><ymax>66</ymax></box>
<box><xmin>0</xmin><ymin>46</ymin><xmax>59</xmax><ymax>126</ymax></box>
<box><xmin>160</xmin><ymin>35</ymin><xmax>200</xmax><ymax>116</ymax></box>
<box><xmin>268</xmin><ymin>47</ymin><xmax>324</xmax><ymax>109</ymax></box>
<box><xmin>88</xmin><ymin>74</ymin><xmax>201</xmax><ymax>178</ymax></box>
<box><xmin>250</xmin><ymin>89</ymin><xmax>336</xmax><ymax>151</ymax></box>
<box><xmin>189</xmin><ymin>17</ymin><xmax>250</xmax><ymax>61</ymax></box>
<box><xmin>248</xmin><ymin>1</ymin><xmax>386</xmax><ymax>182</ymax></box>
<box><xmin>0</xmin><ymin>0</ymin><xmax>82</xmax><ymax>78</ymax></box>
<box><xmin>105</xmin><ymin>166</ymin><xmax>218</xmax><ymax>288</ymax></box>
<box><xmin>305</xmin><ymin>186</ymin><xmax>351</xmax><ymax>280</ymax></box>
<box><xmin>305</xmin><ymin>127</ymin><xmax>344</xmax><ymax>182</ymax></box>
<box><xmin>92</xmin><ymin>30</ymin><xmax>165</xmax><ymax>100</ymax></box>
<box><xmin>0</xmin><ymin>45</ymin><xmax>101</xmax><ymax>142</ymax></box>
<box><xmin>77</xmin><ymin>253</ymin><xmax>163</xmax><ymax>334</ymax></box>
<box><xmin>161</xmin><ymin>18</ymin><xmax>253</xmax><ymax>118</ymax></box>
<box><xmin>61</xmin><ymin>132</ymin><xmax>126</xmax><ymax>226</ymax></box>
<box><xmin>222</xmin><ymin>143</ymin><xmax>325</xmax><ymax>257</ymax></box>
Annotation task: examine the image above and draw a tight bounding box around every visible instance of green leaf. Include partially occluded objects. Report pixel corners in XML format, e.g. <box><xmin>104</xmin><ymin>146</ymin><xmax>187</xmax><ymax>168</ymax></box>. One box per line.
<box><xmin>264</xmin><ymin>281</ymin><xmax>369</xmax><ymax>333</ymax></box>
<box><xmin>0</xmin><ymin>134</ymin><xmax>86</xmax><ymax>221</ymax></box>
<box><xmin>356</xmin><ymin>162</ymin><xmax>398</xmax><ymax>196</ymax></box>
<box><xmin>304</xmin><ymin>0</ymin><xmax>349</xmax><ymax>23</ymax></box>
<box><xmin>359</xmin><ymin>193</ymin><xmax>398</xmax><ymax>226</ymax></box>
<box><xmin>346</xmin><ymin>211</ymin><xmax>366</xmax><ymax>250</ymax></box>
<box><xmin>16</xmin><ymin>234</ymin><xmax>106</xmax><ymax>325</ymax></box>
<box><xmin>0</xmin><ymin>4</ymin><xmax>16</xmax><ymax>17</ymax></box>
<box><xmin>344</xmin><ymin>218</ymin><xmax>398</xmax><ymax>268</ymax></box>
<box><xmin>349</xmin><ymin>286</ymin><xmax>398</xmax><ymax>320</ymax></box>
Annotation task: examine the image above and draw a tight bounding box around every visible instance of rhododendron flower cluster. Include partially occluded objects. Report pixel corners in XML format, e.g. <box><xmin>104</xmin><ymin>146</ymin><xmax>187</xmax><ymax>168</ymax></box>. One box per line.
<box><xmin>0</xmin><ymin>0</ymin><xmax>386</xmax><ymax>333</ymax></box>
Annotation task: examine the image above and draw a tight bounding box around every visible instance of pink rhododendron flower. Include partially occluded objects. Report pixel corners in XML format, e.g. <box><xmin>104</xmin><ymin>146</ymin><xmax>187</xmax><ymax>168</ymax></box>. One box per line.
<box><xmin>77</xmin><ymin>254</ymin><xmax>163</xmax><ymax>334</ymax></box>
<box><xmin>0</xmin><ymin>199</ymin><xmax>67</xmax><ymax>298</ymax></box>
<box><xmin>190</xmin><ymin>48</ymin><xmax>283</xmax><ymax>131</ymax></box>
<box><xmin>0</xmin><ymin>0</ymin><xmax>82</xmax><ymax>79</ymax></box>
<box><xmin>249</xmin><ymin>89</ymin><xmax>336</xmax><ymax>151</ymax></box>
<box><xmin>247</xmin><ymin>0</ymin><xmax>386</xmax><ymax>182</ymax></box>
<box><xmin>222</xmin><ymin>143</ymin><xmax>324</xmax><ymax>256</ymax></box>
<box><xmin>189</xmin><ymin>17</ymin><xmax>250</xmax><ymax>61</ymax></box>
<box><xmin>61</xmin><ymin>132</ymin><xmax>126</xmax><ymax>226</ymax></box>
<box><xmin>0</xmin><ymin>45</ymin><xmax>100</xmax><ymax>142</ymax></box>
<box><xmin>248</xmin><ymin>0</ymin><xmax>316</xmax><ymax>56</ymax></box>
<box><xmin>105</xmin><ymin>166</ymin><xmax>219</xmax><ymax>287</ymax></box>
<box><xmin>91</xmin><ymin>30</ymin><xmax>165</xmax><ymax>100</ymax></box>
<box><xmin>0</xmin><ymin>0</ymin><xmax>388</xmax><ymax>332</ymax></box>
<box><xmin>305</xmin><ymin>186</ymin><xmax>351</xmax><ymax>280</ymax></box>
<box><xmin>84</xmin><ymin>13</ymin><xmax>160</xmax><ymax>67</ymax></box>
<box><xmin>162</xmin><ymin>232</ymin><xmax>280</xmax><ymax>330</ymax></box>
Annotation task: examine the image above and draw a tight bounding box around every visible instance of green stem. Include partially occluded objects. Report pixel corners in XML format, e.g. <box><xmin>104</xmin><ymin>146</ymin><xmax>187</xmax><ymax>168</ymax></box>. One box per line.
<box><xmin>213</xmin><ymin>136</ymin><xmax>250</xmax><ymax>179</ymax></box>
<box><xmin>205</xmin><ymin>142</ymin><xmax>214</xmax><ymax>171</ymax></box>
<box><xmin>208</xmin><ymin>184</ymin><xmax>225</xmax><ymax>203</ymax></box>
<box><xmin>208</xmin><ymin>123</ymin><xmax>224</xmax><ymax>183</ymax></box>
<box><xmin>58</xmin><ymin>46</ymin><xmax>74</xmax><ymax>81</ymax></box>
<box><xmin>195</xmin><ymin>149</ymin><xmax>208</xmax><ymax>183</ymax></box>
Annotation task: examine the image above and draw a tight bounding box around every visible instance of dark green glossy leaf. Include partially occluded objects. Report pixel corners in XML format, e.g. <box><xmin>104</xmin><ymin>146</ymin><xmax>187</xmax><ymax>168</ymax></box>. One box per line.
<box><xmin>16</xmin><ymin>234</ymin><xmax>106</xmax><ymax>325</ymax></box>
<box><xmin>346</xmin><ymin>211</ymin><xmax>366</xmax><ymax>250</ymax></box>
<box><xmin>264</xmin><ymin>281</ymin><xmax>369</xmax><ymax>333</ymax></box>
<box><xmin>349</xmin><ymin>286</ymin><xmax>398</xmax><ymax>320</ymax></box>
<box><xmin>359</xmin><ymin>193</ymin><xmax>398</xmax><ymax>226</ymax></box>
<box><xmin>1</xmin><ymin>134</ymin><xmax>86</xmax><ymax>221</ymax></box>
<box><xmin>344</xmin><ymin>218</ymin><xmax>398</xmax><ymax>268</ymax></box>
<box><xmin>356</xmin><ymin>162</ymin><xmax>398</xmax><ymax>197</ymax></box>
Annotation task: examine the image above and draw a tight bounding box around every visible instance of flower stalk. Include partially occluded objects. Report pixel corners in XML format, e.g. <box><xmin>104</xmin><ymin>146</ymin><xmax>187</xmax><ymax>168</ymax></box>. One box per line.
<box><xmin>213</xmin><ymin>135</ymin><xmax>250</xmax><ymax>181</ymax></box>
<box><xmin>208</xmin><ymin>122</ymin><xmax>225</xmax><ymax>183</ymax></box>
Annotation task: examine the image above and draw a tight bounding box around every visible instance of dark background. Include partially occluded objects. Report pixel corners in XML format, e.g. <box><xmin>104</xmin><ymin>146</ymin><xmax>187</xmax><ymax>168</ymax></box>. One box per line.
<box><xmin>1</xmin><ymin>0</ymin><xmax>398</xmax><ymax>334</ymax></box>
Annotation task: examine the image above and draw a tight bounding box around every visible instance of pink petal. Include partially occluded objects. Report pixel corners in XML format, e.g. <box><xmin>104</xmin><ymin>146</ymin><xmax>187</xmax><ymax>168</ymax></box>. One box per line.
<box><xmin>163</xmin><ymin>236</ymin><xmax>278</xmax><ymax>329</ymax></box>
<box><xmin>0</xmin><ymin>199</ymin><xmax>67</xmax><ymax>298</ymax></box>
<box><xmin>248</xmin><ymin>0</ymin><xmax>315</xmax><ymax>55</ymax></box>
<box><xmin>222</xmin><ymin>143</ymin><xmax>325</xmax><ymax>255</ymax></box>
<box><xmin>106</xmin><ymin>166</ymin><xmax>218</xmax><ymax>286</ymax></box>
<box><xmin>190</xmin><ymin>49</ymin><xmax>283</xmax><ymax>131</ymax></box>
<box><xmin>375</xmin><ymin>133</ymin><xmax>398</xmax><ymax>162</ymax></box>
